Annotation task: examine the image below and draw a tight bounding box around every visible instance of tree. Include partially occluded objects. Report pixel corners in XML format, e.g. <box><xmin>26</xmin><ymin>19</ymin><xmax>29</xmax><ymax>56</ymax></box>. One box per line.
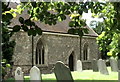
<box><xmin>96</xmin><ymin>2</ymin><xmax>120</xmax><ymax>59</ymax></box>
<box><xmin>90</xmin><ymin>20</ymin><xmax>105</xmax><ymax>35</ymax></box>
<box><xmin>2</xmin><ymin>2</ymin><xmax>16</xmax><ymax>79</ymax></box>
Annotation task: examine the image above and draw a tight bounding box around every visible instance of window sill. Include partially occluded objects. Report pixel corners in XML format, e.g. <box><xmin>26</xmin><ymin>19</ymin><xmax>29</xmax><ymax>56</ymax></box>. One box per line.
<box><xmin>82</xmin><ymin>60</ymin><xmax>91</xmax><ymax>62</ymax></box>
<box><xmin>35</xmin><ymin>64</ymin><xmax>48</xmax><ymax>67</ymax></box>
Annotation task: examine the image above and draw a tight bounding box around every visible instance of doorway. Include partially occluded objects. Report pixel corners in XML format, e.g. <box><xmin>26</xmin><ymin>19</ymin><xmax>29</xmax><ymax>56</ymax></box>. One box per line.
<box><xmin>69</xmin><ymin>51</ymin><xmax>74</xmax><ymax>71</ymax></box>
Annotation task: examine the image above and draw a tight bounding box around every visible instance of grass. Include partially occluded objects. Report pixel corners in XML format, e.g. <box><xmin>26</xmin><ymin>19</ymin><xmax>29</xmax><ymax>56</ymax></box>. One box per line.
<box><xmin>6</xmin><ymin>67</ymin><xmax>118</xmax><ymax>82</ymax></box>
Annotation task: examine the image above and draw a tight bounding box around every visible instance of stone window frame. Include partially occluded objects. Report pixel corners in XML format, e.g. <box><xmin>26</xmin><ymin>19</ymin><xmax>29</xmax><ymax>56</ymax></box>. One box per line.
<box><xmin>35</xmin><ymin>39</ymin><xmax>45</xmax><ymax>66</ymax></box>
<box><xmin>82</xmin><ymin>43</ymin><xmax>89</xmax><ymax>61</ymax></box>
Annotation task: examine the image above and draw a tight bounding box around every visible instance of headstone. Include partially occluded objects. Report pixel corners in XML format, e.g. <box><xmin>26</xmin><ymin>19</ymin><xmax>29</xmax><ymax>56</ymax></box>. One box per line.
<box><xmin>118</xmin><ymin>59</ymin><xmax>120</xmax><ymax>70</ymax></box>
<box><xmin>53</xmin><ymin>61</ymin><xmax>73</xmax><ymax>82</ymax></box>
<box><xmin>30</xmin><ymin>66</ymin><xmax>41</xmax><ymax>82</ymax></box>
<box><xmin>76</xmin><ymin>60</ymin><xmax>82</xmax><ymax>72</ymax></box>
<box><xmin>97</xmin><ymin>59</ymin><xmax>109</xmax><ymax>75</ymax></box>
<box><xmin>92</xmin><ymin>59</ymin><xmax>98</xmax><ymax>72</ymax></box>
<box><xmin>15</xmin><ymin>67</ymin><xmax>24</xmax><ymax>82</ymax></box>
<box><xmin>110</xmin><ymin>58</ymin><xmax>118</xmax><ymax>72</ymax></box>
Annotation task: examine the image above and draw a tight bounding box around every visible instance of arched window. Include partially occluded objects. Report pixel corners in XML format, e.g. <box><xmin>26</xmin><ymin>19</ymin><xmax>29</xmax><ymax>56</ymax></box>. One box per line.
<box><xmin>83</xmin><ymin>43</ymin><xmax>88</xmax><ymax>60</ymax></box>
<box><xmin>35</xmin><ymin>40</ymin><xmax>44</xmax><ymax>65</ymax></box>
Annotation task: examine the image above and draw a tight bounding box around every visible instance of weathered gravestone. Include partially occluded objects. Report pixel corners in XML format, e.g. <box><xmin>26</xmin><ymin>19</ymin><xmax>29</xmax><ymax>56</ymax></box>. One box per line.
<box><xmin>76</xmin><ymin>60</ymin><xmax>82</xmax><ymax>72</ymax></box>
<box><xmin>53</xmin><ymin>61</ymin><xmax>74</xmax><ymax>82</ymax></box>
<box><xmin>118</xmin><ymin>59</ymin><xmax>120</xmax><ymax>70</ymax></box>
<box><xmin>15</xmin><ymin>67</ymin><xmax>24</xmax><ymax>82</ymax></box>
<box><xmin>97</xmin><ymin>59</ymin><xmax>109</xmax><ymax>75</ymax></box>
<box><xmin>92</xmin><ymin>59</ymin><xmax>98</xmax><ymax>72</ymax></box>
<box><xmin>110</xmin><ymin>58</ymin><xmax>118</xmax><ymax>72</ymax></box>
<box><xmin>30</xmin><ymin>66</ymin><xmax>41</xmax><ymax>82</ymax></box>
<box><xmin>119</xmin><ymin>70</ymin><xmax>120</xmax><ymax>82</ymax></box>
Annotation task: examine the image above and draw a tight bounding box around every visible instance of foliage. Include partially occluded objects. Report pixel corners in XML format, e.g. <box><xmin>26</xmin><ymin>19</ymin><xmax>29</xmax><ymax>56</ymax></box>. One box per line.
<box><xmin>2</xmin><ymin>2</ymin><xmax>16</xmax><ymax>79</ymax></box>
<box><xmin>2</xmin><ymin>2</ymin><xmax>16</xmax><ymax>63</ymax></box>
<box><xmin>95</xmin><ymin>2</ymin><xmax>120</xmax><ymax>59</ymax></box>
<box><xmin>90</xmin><ymin>21</ymin><xmax>105</xmax><ymax>35</ymax></box>
<box><xmin>9</xmin><ymin>2</ymin><xmax>106</xmax><ymax>37</ymax></box>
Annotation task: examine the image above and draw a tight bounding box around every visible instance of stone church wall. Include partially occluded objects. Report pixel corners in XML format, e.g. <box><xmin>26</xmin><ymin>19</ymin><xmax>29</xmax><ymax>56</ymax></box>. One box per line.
<box><xmin>11</xmin><ymin>31</ymin><xmax>99</xmax><ymax>74</ymax></box>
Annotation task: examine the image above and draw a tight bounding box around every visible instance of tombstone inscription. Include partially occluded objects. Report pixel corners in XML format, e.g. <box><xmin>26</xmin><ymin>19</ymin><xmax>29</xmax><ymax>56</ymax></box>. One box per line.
<box><xmin>15</xmin><ymin>67</ymin><xmax>24</xmax><ymax>82</ymax></box>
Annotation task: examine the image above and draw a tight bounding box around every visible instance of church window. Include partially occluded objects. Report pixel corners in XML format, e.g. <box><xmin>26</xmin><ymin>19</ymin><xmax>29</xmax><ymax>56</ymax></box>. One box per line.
<box><xmin>35</xmin><ymin>40</ymin><xmax>44</xmax><ymax>65</ymax></box>
<box><xmin>83</xmin><ymin>43</ymin><xmax>88</xmax><ymax>60</ymax></box>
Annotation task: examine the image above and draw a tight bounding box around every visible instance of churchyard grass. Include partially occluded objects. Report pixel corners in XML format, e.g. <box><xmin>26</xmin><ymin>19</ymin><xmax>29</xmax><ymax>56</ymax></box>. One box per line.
<box><xmin>6</xmin><ymin>67</ymin><xmax>118</xmax><ymax>82</ymax></box>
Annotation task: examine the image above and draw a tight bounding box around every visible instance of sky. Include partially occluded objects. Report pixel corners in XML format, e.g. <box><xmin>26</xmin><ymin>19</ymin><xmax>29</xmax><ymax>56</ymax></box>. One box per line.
<box><xmin>82</xmin><ymin>10</ymin><xmax>103</xmax><ymax>27</ymax></box>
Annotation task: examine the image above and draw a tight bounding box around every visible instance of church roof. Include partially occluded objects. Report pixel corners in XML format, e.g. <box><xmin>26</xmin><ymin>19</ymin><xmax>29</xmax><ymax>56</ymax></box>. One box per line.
<box><xmin>9</xmin><ymin>3</ymin><xmax>98</xmax><ymax>37</ymax></box>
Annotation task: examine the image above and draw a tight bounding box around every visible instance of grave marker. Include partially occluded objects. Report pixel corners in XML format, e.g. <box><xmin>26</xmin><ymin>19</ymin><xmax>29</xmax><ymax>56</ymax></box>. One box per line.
<box><xmin>118</xmin><ymin>59</ymin><xmax>120</xmax><ymax>70</ymax></box>
<box><xmin>76</xmin><ymin>60</ymin><xmax>82</xmax><ymax>72</ymax></box>
<box><xmin>15</xmin><ymin>67</ymin><xmax>24</xmax><ymax>82</ymax></box>
<box><xmin>92</xmin><ymin>59</ymin><xmax>98</xmax><ymax>72</ymax></box>
<box><xmin>30</xmin><ymin>66</ymin><xmax>41</xmax><ymax>82</ymax></box>
<box><xmin>53</xmin><ymin>61</ymin><xmax>73</xmax><ymax>82</ymax></box>
<box><xmin>97</xmin><ymin>59</ymin><xmax>109</xmax><ymax>75</ymax></box>
<box><xmin>110</xmin><ymin>58</ymin><xmax>118</xmax><ymax>72</ymax></box>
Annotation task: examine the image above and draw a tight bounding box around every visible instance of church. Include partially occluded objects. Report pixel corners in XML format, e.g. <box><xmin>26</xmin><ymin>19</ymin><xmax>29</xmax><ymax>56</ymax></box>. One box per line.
<box><xmin>9</xmin><ymin>3</ymin><xmax>100</xmax><ymax>74</ymax></box>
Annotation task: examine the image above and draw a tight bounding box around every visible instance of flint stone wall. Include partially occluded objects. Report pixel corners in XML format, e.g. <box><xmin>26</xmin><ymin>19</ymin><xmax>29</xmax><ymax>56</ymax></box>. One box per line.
<box><xmin>11</xmin><ymin>31</ymin><xmax>99</xmax><ymax>74</ymax></box>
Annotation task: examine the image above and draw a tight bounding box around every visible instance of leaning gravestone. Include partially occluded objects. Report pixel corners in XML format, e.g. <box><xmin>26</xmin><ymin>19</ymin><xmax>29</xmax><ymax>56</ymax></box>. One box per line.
<box><xmin>30</xmin><ymin>66</ymin><xmax>41</xmax><ymax>82</ymax></box>
<box><xmin>92</xmin><ymin>59</ymin><xmax>99</xmax><ymax>72</ymax></box>
<box><xmin>110</xmin><ymin>58</ymin><xmax>118</xmax><ymax>72</ymax></box>
<box><xmin>53</xmin><ymin>61</ymin><xmax>73</xmax><ymax>82</ymax></box>
<box><xmin>76</xmin><ymin>60</ymin><xmax>82</xmax><ymax>72</ymax></box>
<box><xmin>15</xmin><ymin>67</ymin><xmax>24</xmax><ymax>82</ymax></box>
<box><xmin>97</xmin><ymin>59</ymin><xmax>109</xmax><ymax>75</ymax></box>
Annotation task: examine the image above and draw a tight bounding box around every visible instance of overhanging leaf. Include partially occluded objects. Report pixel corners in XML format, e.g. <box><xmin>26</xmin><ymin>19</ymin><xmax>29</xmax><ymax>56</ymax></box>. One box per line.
<box><xmin>35</xmin><ymin>26</ymin><xmax>42</xmax><ymax>35</ymax></box>
<box><xmin>19</xmin><ymin>17</ymin><xmax>24</xmax><ymax>24</ymax></box>
<box><xmin>21</xmin><ymin>25</ymin><xmax>28</xmax><ymax>32</ymax></box>
<box><xmin>13</xmin><ymin>25</ymin><xmax>21</xmax><ymax>32</ymax></box>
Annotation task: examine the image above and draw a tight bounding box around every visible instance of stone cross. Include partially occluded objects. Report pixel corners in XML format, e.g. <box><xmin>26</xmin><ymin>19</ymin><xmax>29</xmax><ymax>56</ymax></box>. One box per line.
<box><xmin>30</xmin><ymin>66</ymin><xmax>41</xmax><ymax>82</ymax></box>
<box><xmin>76</xmin><ymin>60</ymin><xmax>82</xmax><ymax>72</ymax></box>
<box><xmin>92</xmin><ymin>59</ymin><xmax>98</xmax><ymax>72</ymax></box>
<box><xmin>15</xmin><ymin>67</ymin><xmax>24</xmax><ymax>82</ymax></box>
<box><xmin>97</xmin><ymin>59</ymin><xmax>109</xmax><ymax>75</ymax></box>
<box><xmin>53</xmin><ymin>61</ymin><xmax>73</xmax><ymax>82</ymax></box>
<box><xmin>110</xmin><ymin>58</ymin><xmax>118</xmax><ymax>72</ymax></box>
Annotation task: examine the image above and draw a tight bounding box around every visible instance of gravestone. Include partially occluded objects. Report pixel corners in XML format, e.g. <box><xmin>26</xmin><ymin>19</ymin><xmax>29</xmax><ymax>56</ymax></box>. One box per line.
<box><xmin>30</xmin><ymin>66</ymin><xmax>41</xmax><ymax>82</ymax></box>
<box><xmin>53</xmin><ymin>61</ymin><xmax>73</xmax><ymax>82</ymax></box>
<box><xmin>76</xmin><ymin>60</ymin><xmax>82</xmax><ymax>72</ymax></box>
<box><xmin>15</xmin><ymin>67</ymin><xmax>24</xmax><ymax>81</ymax></box>
<box><xmin>118</xmin><ymin>59</ymin><xmax>120</xmax><ymax>70</ymax></box>
<box><xmin>109</xmin><ymin>58</ymin><xmax>118</xmax><ymax>72</ymax></box>
<box><xmin>97</xmin><ymin>59</ymin><xmax>109</xmax><ymax>75</ymax></box>
<box><xmin>92</xmin><ymin>59</ymin><xmax>98</xmax><ymax>72</ymax></box>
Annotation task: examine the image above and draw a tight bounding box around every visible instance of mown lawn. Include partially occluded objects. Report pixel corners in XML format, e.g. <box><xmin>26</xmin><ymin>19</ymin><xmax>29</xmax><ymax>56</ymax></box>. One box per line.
<box><xmin>6</xmin><ymin>67</ymin><xmax>118</xmax><ymax>82</ymax></box>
